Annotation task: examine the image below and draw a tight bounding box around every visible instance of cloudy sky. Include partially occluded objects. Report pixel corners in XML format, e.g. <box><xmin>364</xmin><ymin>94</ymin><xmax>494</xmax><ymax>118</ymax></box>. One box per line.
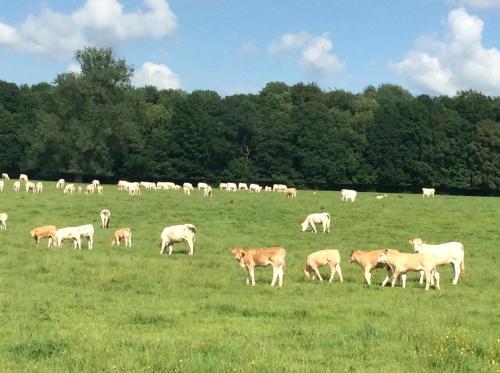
<box><xmin>0</xmin><ymin>0</ymin><xmax>499</xmax><ymax>96</ymax></box>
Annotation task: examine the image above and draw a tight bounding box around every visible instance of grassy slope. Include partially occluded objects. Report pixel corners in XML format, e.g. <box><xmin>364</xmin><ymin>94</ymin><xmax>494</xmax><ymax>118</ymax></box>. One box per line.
<box><xmin>0</xmin><ymin>182</ymin><xmax>498</xmax><ymax>372</ymax></box>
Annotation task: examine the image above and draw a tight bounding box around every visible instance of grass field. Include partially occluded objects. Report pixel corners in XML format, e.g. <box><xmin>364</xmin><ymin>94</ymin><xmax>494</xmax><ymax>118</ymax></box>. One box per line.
<box><xmin>0</xmin><ymin>181</ymin><xmax>498</xmax><ymax>372</ymax></box>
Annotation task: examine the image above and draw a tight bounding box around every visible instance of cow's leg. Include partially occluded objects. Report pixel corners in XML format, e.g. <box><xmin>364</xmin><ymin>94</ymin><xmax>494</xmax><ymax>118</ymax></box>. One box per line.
<box><xmin>364</xmin><ymin>270</ymin><xmax>372</xmax><ymax>285</ymax></box>
<box><xmin>160</xmin><ymin>240</ymin><xmax>167</xmax><ymax>255</ymax></box>
<box><xmin>88</xmin><ymin>237</ymin><xmax>93</xmax><ymax>250</ymax></box>
<box><xmin>313</xmin><ymin>266</ymin><xmax>323</xmax><ymax>282</ymax></box>
<box><xmin>391</xmin><ymin>271</ymin><xmax>400</xmax><ymax>287</ymax></box>
<box><xmin>451</xmin><ymin>261</ymin><xmax>460</xmax><ymax>284</ymax></box>
<box><xmin>381</xmin><ymin>275</ymin><xmax>390</xmax><ymax>287</ymax></box>
<box><xmin>424</xmin><ymin>270</ymin><xmax>431</xmax><ymax>290</ymax></box>
<box><xmin>401</xmin><ymin>274</ymin><xmax>407</xmax><ymax>288</ymax></box>
<box><xmin>249</xmin><ymin>267</ymin><xmax>256</xmax><ymax>286</ymax></box>
<box><xmin>328</xmin><ymin>264</ymin><xmax>336</xmax><ymax>282</ymax></box>
<box><xmin>278</xmin><ymin>265</ymin><xmax>284</xmax><ymax>287</ymax></box>
<box><xmin>434</xmin><ymin>270</ymin><xmax>440</xmax><ymax>290</ymax></box>
<box><xmin>188</xmin><ymin>239</ymin><xmax>194</xmax><ymax>255</ymax></box>
<box><xmin>271</xmin><ymin>266</ymin><xmax>278</xmax><ymax>287</ymax></box>
<box><xmin>419</xmin><ymin>271</ymin><xmax>424</xmax><ymax>284</ymax></box>
<box><xmin>311</xmin><ymin>224</ymin><xmax>317</xmax><ymax>234</ymax></box>
<box><xmin>168</xmin><ymin>244</ymin><xmax>173</xmax><ymax>255</ymax></box>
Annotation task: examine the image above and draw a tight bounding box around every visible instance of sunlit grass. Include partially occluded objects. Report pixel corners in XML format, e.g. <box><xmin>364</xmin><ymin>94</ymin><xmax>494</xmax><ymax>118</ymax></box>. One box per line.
<box><xmin>0</xmin><ymin>181</ymin><xmax>498</xmax><ymax>372</ymax></box>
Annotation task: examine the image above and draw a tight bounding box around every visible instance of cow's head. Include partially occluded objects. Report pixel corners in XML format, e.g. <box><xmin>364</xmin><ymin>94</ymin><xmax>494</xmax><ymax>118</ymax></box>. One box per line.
<box><xmin>29</xmin><ymin>229</ymin><xmax>36</xmax><ymax>238</ymax></box>
<box><xmin>409</xmin><ymin>238</ymin><xmax>424</xmax><ymax>252</ymax></box>
<box><xmin>377</xmin><ymin>249</ymin><xmax>390</xmax><ymax>264</ymax></box>
<box><xmin>303</xmin><ymin>265</ymin><xmax>312</xmax><ymax>279</ymax></box>
<box><xmin>300</xmin><ymin>221</ymin><xmax>309</xmax><ymax>232</ymax></box>
<box><xmin>231</xmin><ymin>248</ymin><xmax>246</xmax><ymax>266</ymax></box>
<box><xmin>348</xmin><ymin>250</ymin><xmax>356</xmax><ymax>263</ymax></box>
<box><xmin>111</xmin><ymin>237</ymin><xmax>117</xmax><ymax>246</ymax></box>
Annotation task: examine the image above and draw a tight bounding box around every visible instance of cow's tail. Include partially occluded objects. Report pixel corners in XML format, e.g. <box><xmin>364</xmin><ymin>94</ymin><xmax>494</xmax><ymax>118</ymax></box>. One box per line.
<box><xmin>187</xmin><ymin>224</ymin><xmax>196</xmax><ymax>233</ymax></box>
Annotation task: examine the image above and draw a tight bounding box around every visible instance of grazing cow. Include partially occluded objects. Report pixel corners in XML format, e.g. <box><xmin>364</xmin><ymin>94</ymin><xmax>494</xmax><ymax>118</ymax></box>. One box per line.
<box><xmin>140</xmin><ymin>181</ymin><xmax>156</xmax><ymax>191</ymax></box>
<box><xmin>204</xmin><ymin>185</ymin><xmax>213</xmax><ymax>198</ymax></box>
<box><xmin>111</xmin><ymin>228</ymin><xmax>132</xmax><ymax>247</ymax></box>
<box><xmin>231</xmin><ymin>247</ymin><xmax>286</xmax><ymax>287</ymax></box>
<box><xmin>304</xmin><ymin>249</ymin><xmax>343</xmax><ymax>283</ymax></box>
<box><xmin>183</xmin><ymin>182</ymin><xmax>194</xmax><ymax>191</ymax></box>
<box><xmin>35</xmin><ymin>182</ymin><xmax>43</xmax><ymax>194</ymax></box>
<box><xmin>56</xmin><ymin>179</ymin><xmax>65</xmax><ymax>189</ymax></box>
<box><xmin>54</xmin><ymin>227</ymin><xmax>81</xmax><ymax>249</ymax></box>
<box><xmin>376</xmin><ymin>194</ymin><xmax>388</xmax><ymax>200</ymax></box>
<box><xmin>183</xmin><ymin>185</ymin><xmax>191</xmax><ymax>195</ymax></box>
<box><xmin>13</xmin><ymin>181</ymin><xmax>21</xmax><ymax>193</ymax></box>
<box><xmin>340</xmin><ymin>189</ymin><xmax>357</xmax><ymax>202</ymax></box>
<box><xmin>264</xmin><ymin>186</ymin><xmax>272</xmax><ymax>192</ymax></box>
<box><xmin>25</xmin><ymin>181</ymin><xmax>36</xmax><ymax>194</ymax></box>
<box><xmin>377</xmin><ymin>249</ymin><xmax>439</xmax><ymax>290</ymax></box>
<box><xmin>197</xmin><ymin>182</ymin><xmax>208</xmax><ymax>190</ymax></box>
<box><xmin>219</xmin><ymin>182</ymin><xmax>228</xmax><ymax>191</ymax></box>
<box><xmin>249</xmin><ymin>183</ymin><xmax>261</xmax><ymax>192</ymax></box>
<box><xmin>30</xmin><ymin>225</ymin><xmax>57</xmax><ymax>248</ymax></box>
<box><xmin>92</xmin><ymin>179</ymin><xmax>100</xmax><ymax>187</ymax></box>
<box><xmin>77</xmin><ymin>224</ymin><xmax>94</xmax><ymax>250</ymax></box>
<box><xmin>301</xmin><ymin>212</ymin><xmax>331</xmax><ymax>233</ymax></box>
<box><xmin>128</xmin><ymin>184</ymin><xmax>141</xmax><ymax>196</ymax></box>
<box><xmin>409</xmin><ymin>238</ymin><xmax>465</xmax><ymax>285</ymax></box>
<box><xmin>2</xmin><ymin>173</ymin><xmax>9</xmax><ymax>180</ymax></box>
<box><xmin>85</xmin><ymin>184</ymin><xmax>95</xmax><ymax>194</ymax></box>
<box><xmin>422</xmin><ymin>188</ymin><xmax>435</xmax><ymax>198</ymax></box>
<box><xmin>160</xmin><ymin>224</ymin><xmax>197</xmax><ymax>255</ymax></box>
<box><xmin>0</xmin><ymin>180</ymin><xmax>3</xmax><ymax>192</ymax></box>
<box><xmin>348</xmin><ymin>249</ymin><xmax>398</xmax><ymax>286</ymax></box>
<box><xmin>19</xmin><ymin>174</ymin><xmax>28</xmax><ymax>182</ymax></box>
<box><xmin>226</xmin><ymin>182</ymin><xmax>237</xmax><ymax>192</ymax></box>
<box><xmin>117</xmin><ymin>180</ymin><xmax>129</xmax><ymax>190</ymax></box>
<box><xmin>285</xmin><ymin>188</ymin><xmax>297</xmax><ymax>198</ymax></box>
<box><xmin>100</xmin><ymin>209</ymin><xmax>112</xmax><ymax>229</ymax></box>
<box><xmin>238</xmin><ymin>183</ymin><xmax>248</xmax><ymax>191</ymax></box>
<box><xmin>0</xmin><ymin>213</ymin><xmax>8</xmax><ymax>230</ymax></box>
<box><xmin>273</xmin><ymin>184</ymin><xmax>287</xmax><ymax>192</ymax></box>
<box><xmin>157</xmin><ymin>182</ymin><xmax>175</xmax><ymax>190</ymax></box>
<box><xmin>64</xmin><ymin>184</ymin><xmax>75</xmax><ymax>194</ymax></box>
<box><xmin>96</xmin><ymin>185</ymin><xmax>104</xmax><ymax>194</ymax></box>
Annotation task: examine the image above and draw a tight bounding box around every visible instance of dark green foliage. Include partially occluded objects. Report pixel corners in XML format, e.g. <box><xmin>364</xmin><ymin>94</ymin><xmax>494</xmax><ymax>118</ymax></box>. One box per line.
<box><xmin>1</xmin><ymin>48</ymin><xmax>500</xmax><ymax>192</ymax></box>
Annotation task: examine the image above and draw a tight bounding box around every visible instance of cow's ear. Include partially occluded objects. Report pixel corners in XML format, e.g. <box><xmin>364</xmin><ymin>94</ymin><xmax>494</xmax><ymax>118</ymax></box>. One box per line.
<box><xmin>383</xmin><ymin>248</ymin><xmax>389</xmax><ymax>254</ymax></box>
<box><xmin>240</xmin><ymin>251</ymin><xmax>245</xmax><ymax>257</ymax></box>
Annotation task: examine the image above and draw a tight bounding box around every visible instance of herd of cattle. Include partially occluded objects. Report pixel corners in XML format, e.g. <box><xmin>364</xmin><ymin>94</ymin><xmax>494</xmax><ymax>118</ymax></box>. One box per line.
<box><xmin>1</xmin><ymin>173</ymin><xmax>456</xmax><ymax>291</ymax></box>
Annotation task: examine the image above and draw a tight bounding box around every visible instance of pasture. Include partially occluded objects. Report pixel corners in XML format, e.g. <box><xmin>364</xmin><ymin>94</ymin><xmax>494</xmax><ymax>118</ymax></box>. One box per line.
<box><xmin>0</xmin><ymin>182</ymin><xmax>498</xmax><ymax>372</ymax></box>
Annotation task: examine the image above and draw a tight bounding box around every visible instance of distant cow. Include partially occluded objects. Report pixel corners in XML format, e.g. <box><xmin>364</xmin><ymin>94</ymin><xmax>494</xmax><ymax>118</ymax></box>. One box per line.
<box><xmin>285</xmin><ymin>188</ymin><xmax>297</xmax><ymax>198</ymax></box>
<box><xmin>226</xmin><ymin>182</ymin><xmax>237</xmax><ymax>192</ymax></box>
<box><xmin>231</xmin><ymin>247</ymin><xmax>286</xmax><ymax>287</ymax></box>
<box><xmin>301</xmin><ymin>212</ymin><xmax>331</xmax><ymax>233</ymax></box>
<box><xmin>340</xmin><ymin>189</ymin><xmax>357</xmax><ymax>202</ymax></box>
<box><xmin>30</xmin><ymin>225</ymin><xmax>57</xmax><ymax>248</ymax></box>
<box><xmin>422</xmin><ymin>188</ymin><xmax>435</xmax><ymax>198</ymax></box>
<box><xmin>409</xmin><ymin>238</ymin><xmax>465</xmax><ymax>285</ymax></box>
<box><xmin>19</xmin><ymin>174</ymin><xmax>28</xmax><ymax>182</ymax></box>
<box><xmin>348</xmin><ymin>249</ymin><xmax>397</xmax><ymax>286</ymax></box>
<box><xmin>25</xmin><ymin>181</ymin><xmax>36</xmax><ymax>194</ymax></box>
<box><xmin>64</xmin><ymin>184</ymin><xmax>75</xmax><ymax>194</ymax></box>
<box><xmin>56</xmin><ymin>179</ymin><xmax>65</xmax><ymax>189</ymax></box>
<box><xmin>35</xmin><ymin>182</ymin><xmax>43</xmax><ymax>194</ymax></box>
<box><xmin>238</xmin><ymin>183</ymin><xmax>248</xmax><ymax>191</ymax></box>
<box><xmin>0</xmin><ymin>180</ymin><xmax>3</xmax><ymax>192</ymax></box>
<box><xmin>197</xmin><ymin>182</ymin><xmax>208</xmax><ymax>190</ymax></box>
<box><xmin>304</xmin><ymin>249</ymin><xmax>343</xmax><ymax>283</ymax></box>
<box><xmin>100</xmin><ymin>209</ymin><xmax>112</xmax><ymax>229</ymax></box>
<box><xmin>13</xmin><ymin>181</ymin><xmax>20</xmax><ymax>192</ymax></box>
<box><xmin>111</xmin><ymin>228</ymin><xmax>132</xmax><ymax>247</ymax></box>
<box><xmin>204</xmin><ymin>185</ymin><xmax>213</xmax><ymax>198</ymax></box>
<box><xmin>160</xmin><ymin>224</ymin><xmax>197</xmax><ymax>255</ymax></box>
<box><xmin>1</xmin><ymin>173</ymin><xmax>9</xmax><ymax>180</ymax></box>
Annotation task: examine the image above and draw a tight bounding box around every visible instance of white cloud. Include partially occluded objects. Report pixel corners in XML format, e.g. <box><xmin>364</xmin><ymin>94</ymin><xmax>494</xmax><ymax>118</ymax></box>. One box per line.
<box><xmin>269</xmin><ymin>32</ymin><xmax>344</xmax><ymax>74</ymax></box>
<box><xmin>132</xmin><ymin>62</ymin><xmax>180</xmax><ymax>90</ymax></box>
<box><xmin>0</xmin><ymin>0</ymin><xmax>177</xmax><ymax>57</ymax></box>
<box><xmin>67</xmin><ymin>63</ymin><xmax>81</xmax><ymax>74</ymax></box>
<box><xmin>393</xmin><ymin>7</ymin><xmax>500</xmax><ymax>96</ymax></box>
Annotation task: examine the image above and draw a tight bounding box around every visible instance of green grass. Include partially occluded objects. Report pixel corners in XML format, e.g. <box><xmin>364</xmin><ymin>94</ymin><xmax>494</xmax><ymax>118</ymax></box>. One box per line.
<box><xmin>0</xmin><ymin>181</ymin><xmax>498</xmax><ymax>372</ymax></box>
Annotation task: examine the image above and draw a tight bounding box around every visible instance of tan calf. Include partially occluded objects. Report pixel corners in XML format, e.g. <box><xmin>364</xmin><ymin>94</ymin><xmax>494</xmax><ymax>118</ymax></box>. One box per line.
<box><xmin>30</xmin><ymin>225</ymin><xmax>57</xmax><ymax>248</ymax></box>
<box><xmin>377</xmin><ymin>249</ymin><xmax>439</xmax><ymax>290</ymax></box>
<box><xmin>231</xmin><ymin>247</ymin><xmax>286</xmax><ymax>287</ymax></box>
<box><xmin>348</xmin><ymin>249</ymin><xmax>397</xmax><ymax>286</ymax></box>
<box><xmin>111</xmin><ymin>228</ymin><xmax>132</xmax><ymax>247</ymax></box>
<box><xmin>304</xmin><ymin>249</ymin><xmax>343</xmax><ymax>283</ymax></box>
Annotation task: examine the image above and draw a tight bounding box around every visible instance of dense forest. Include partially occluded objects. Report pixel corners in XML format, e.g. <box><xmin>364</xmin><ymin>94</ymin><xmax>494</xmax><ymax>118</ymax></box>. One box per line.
<box><xmin>1</xmin><ymin>47</ymin><xmax>499</xmax><ymax>194</ymax></box>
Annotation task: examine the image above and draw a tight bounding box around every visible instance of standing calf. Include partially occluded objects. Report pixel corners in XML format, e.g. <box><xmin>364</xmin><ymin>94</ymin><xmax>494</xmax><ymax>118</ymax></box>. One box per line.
<box><xmin>100</xmin><ymin>209</ymin><xmax>112</xmax><ymax>229</ymax></box>
<box><xmin>304</xmin><ymin>249</ymin><xmax>343</xmax><ymax>283</ymax></box>
<box><xmin>231</xmin><ymin>247</ymin><xmax>286</xmax><ymax>287</ymax></box>
<box><xmin>111</xmin><ymin>228</ymin><xmax>132</xmax><ymax>247</ymax></box>
<box><xmin>30</xmin><ymin>225</ymin><xmax>57</xmax><ymax>248</ymax></box>
<box><xmin>160</xmin><ymin>224</ymin><xmax>196</xmax><ymax>255</ymax></box>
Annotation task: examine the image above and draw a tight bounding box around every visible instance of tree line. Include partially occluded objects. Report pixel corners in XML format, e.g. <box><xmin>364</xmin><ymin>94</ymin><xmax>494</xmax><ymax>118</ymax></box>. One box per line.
<box><xmin>1</xmin><ymin>47</ymin><xmax>499</xmax><ymax>194</ymax></box>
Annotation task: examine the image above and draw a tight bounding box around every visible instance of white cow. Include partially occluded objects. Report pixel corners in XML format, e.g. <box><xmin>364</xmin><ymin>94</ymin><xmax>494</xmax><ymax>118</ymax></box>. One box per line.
<box><xmin>409</xmin><ymin>238</ymin><xmax>465</xmax><ymax>285</ymax></box>
<box><xmin>264</xmin><ymin>186</ymin><xmax>272</xmax><ymax>192</ymax></box>
<box><xmin>13</xmin><ymin>181</ymin><xmax>20</xmax><ymax>193</ymax></box>
<box><xmin>226</xmin><ymin>182</ymin><xmax>237</xmax><ymax>192</ymax></box>
<box><xmin>238</xmin><ymin>183</ymin><xmax>248</xmax><ymax>190</ymax></box>
<box><xmin>85</xmin><ymin>184</ymin><xmax>95</xmax><ymax>194</ymax></box>
<box><xmin>301</xmin><ymin>212</ymin><xmax>331</xmax><ymax>233</ymax></box>
<box><xmin>77</xmin><ymin>224</ymin><xmax>94</xmax><ymax>250</ymax></box>
<box><xmin>157</xmin><ymin>182</ymin><xmax>175</xmax><ymax>190</ymax></box>
<box><xmin>96</xmin><ymin>185</ymin><xmax>104</xmax><ymax>194</ymax></box>
<box><xmin>1</xmin><ymin>173</ymin><xmax>9</xmax><ymax>180</ymax></box>
<box><xmin>183</xmin><ymin>182</ymin><xmax>194</xmax><ymax>191</ymax></box>
<box><xmin>422</xmin><ymin>188</ymin><xmax>435</xmax><ymax>198</ymax></box>
<box><xmin>204</xmin><ymin>185</ymin><xmax>212</xmax><ymax>197</ymax></box>
<box><xmin>273</xmin><ymin>184</ymin><xmax>287</xmax><ymax>192</ymax></box>
<box><xmin>160</xmin><ymin>224</ymin><xmax>196</xmax><ymax>255</ymax></box>
<box><xmin>128</xmin><ymin>184</ymin><xmax>141</xmax><ymax>196</ymax></box>
<box><xmin>56</xmin><ymin>179</ymin><xmax>65</xmax><ymax>189</ymax></box>
<box><xmin>197</xmin><ymin>182</ymin><xmax>208</xmax><ymax>190</ymax></box>
<box><xmin>25</xmin><ymin>181</ymin><xmax>36</xmax><ymax>194</ymax></box>
<box><xmin>249</xmin><ymin>183</ymin><xmax>261</xmax><ymax>192</ymax></box>
<box><xmin>100</xmin><ymin>209</ymin><xmax>112</xmax><ymax>229</ymax></box>
<box><xmin>35</xmin><ymin>182</ymin><xmax>43</xmax><ymax>194</ymax></box>
<box><xmin>0</xmin><ymin>212</ymin><xmax>8</xmax><ymax>230</ymax></box>
<box><xmin>183</xmin><ymin>185</ymin><xmax>191</xmax><ymax>195</ymax></box>
<box><xmin>55</xmin><ymin>227</ymin><xmax>81</xmax><ymax>249</ymax></box>
<box><xmin>0</xmin><ymin>180</ymin><xmax>3</xmax><ymax>192</ymax></box>
<box><xmin>219</xmin><ymin>183</ymin><xmax>228</xmax><ymax>191</ymax></box>
<box><xmin>92</xmin><ymin>179</ymin><xmax>100</xmax><ymax>187</ymax></box>
<box><xmin>64</xmin><ymin>184</ymin><xmax>75</xmax><ymax>194</ymax></box>
<box><xmin>19</xmin><ymin>174</ymin><xmax>28</xmax><ymax>182</ymax></box>
<box><xmin>340</xmin><ymin>189</ymin><xmax>357</xmax><ymax>202</ymax></box>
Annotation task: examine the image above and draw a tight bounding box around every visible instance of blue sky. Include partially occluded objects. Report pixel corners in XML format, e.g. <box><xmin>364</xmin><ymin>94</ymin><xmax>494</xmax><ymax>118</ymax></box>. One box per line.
<box><xmin>0</xmin><ymin>0</ymin><xmax>499</xmax><ymax>96</ymax></box>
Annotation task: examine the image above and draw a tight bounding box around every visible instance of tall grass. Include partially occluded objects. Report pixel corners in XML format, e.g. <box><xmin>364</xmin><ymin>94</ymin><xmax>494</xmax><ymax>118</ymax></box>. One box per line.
<box><xmin>0</xmin><ymin>181</ymin><xmax>498</xmax><ymax>372</ymax></box>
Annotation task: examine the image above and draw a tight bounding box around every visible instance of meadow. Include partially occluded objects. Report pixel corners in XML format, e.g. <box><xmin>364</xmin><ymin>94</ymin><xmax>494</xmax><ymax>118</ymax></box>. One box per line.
<box><xmin>0</xmin><ymin>181</ymin><xmax>498</xmax><ymax>372</ymax></box>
